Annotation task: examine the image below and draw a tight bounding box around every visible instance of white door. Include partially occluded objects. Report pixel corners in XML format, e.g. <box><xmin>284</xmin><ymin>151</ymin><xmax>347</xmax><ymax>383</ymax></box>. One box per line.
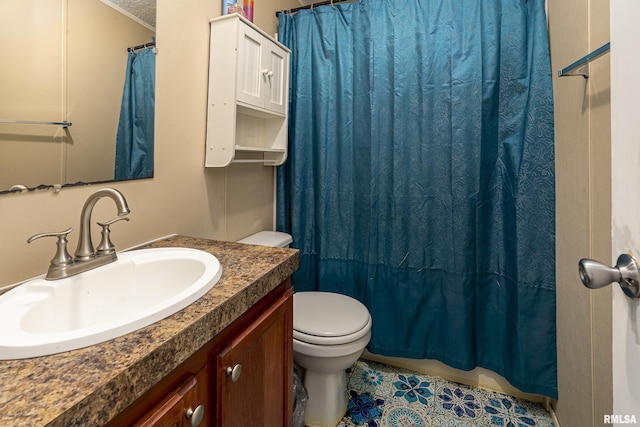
<box><xmin>610</xmin><ymin>0</ymin><xmax>640</xmax><ymax>421</ymax></box>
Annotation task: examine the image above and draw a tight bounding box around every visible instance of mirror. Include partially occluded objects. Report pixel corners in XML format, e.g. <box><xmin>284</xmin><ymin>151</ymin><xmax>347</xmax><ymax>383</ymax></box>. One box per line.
<box><xmin>0</xmin><ymin>0</ymin><xmax>156</xmax><ymax>193</ymax></box>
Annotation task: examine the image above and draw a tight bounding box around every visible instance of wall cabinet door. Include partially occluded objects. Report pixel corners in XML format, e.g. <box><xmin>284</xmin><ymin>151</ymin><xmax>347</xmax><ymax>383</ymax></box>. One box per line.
<box><xmin>263</xmin><ymin>42</ymin><xmax>288</xmax><ymax>115</ymax></box>
<box><xmin>236</xmin><ymin>23</ymin><xmax>289</xmax><ymax>115</ymax></box>
<box><xmin>236</xmin><ymin>23</ymin><xmax>264</xmax><ymax>110</ymax></box>
<box><xmin>133</xmin><ymin>370</ymin><xmax>208</xmax><ymax>427</ymax></box>
<box><xmin>213</xmin><ymin>289</ymin><xmax>293</xmax><ymax>427</ymax></box>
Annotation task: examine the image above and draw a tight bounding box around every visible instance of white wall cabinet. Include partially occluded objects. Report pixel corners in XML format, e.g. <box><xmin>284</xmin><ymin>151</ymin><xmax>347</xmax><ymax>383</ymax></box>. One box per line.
<box><xmin>206</xmin><ymin>14</ymin><xmax>290</xmax><ymax>167</ymax></box>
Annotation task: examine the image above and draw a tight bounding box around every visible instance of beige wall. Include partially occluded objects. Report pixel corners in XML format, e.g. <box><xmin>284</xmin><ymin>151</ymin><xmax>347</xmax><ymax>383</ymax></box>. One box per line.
<box><xmin>0</xmin><ymin>0</ymin><xmax>298</xmax><ymax>290</ymax></box>
<box><xmin>549</xmin><ymin>0</ymin><xmax>612</xmax><ymax>424</ymax></box>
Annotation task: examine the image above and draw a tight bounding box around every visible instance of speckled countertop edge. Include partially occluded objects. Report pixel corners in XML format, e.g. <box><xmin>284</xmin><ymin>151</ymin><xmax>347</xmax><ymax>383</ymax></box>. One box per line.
<box><xmin>0</xmin><ymin>236</ymin><xmax>299</xmax><ymax>427</ymax></box>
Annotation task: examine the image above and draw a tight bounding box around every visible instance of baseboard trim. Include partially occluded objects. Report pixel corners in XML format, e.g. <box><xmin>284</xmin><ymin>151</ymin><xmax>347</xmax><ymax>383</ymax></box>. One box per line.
<box><xmin>361</xmin><ymin>350</ymin><xmax>546</xmax><ymax>404</ymax></box>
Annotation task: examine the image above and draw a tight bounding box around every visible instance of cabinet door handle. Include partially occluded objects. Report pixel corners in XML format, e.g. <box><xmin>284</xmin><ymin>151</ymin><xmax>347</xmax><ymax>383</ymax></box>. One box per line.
<box><xmin>186</xmin><ymin>405</ymin><xmax>205</xmax><ymax>427</ymax></box>
<box><xmin>226</xmin><ymin>364</ymin><xmax>242</xmax><ymax>382</ymax></box>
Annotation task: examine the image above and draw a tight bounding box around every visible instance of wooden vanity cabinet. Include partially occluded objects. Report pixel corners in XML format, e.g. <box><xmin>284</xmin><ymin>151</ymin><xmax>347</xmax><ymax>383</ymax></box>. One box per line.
<box><xmin>214</xmin><ymin>285</ymin><xmax>293</xmax><ymax>426</ymax></box>
<box><xmin>106</xmin><ymin>281</ymin><xmax>293</xmax><ymax>427</ymax></box>
<box><xmin>132</xmin><ymin>370</ymin><xmax>207</xmax><ymax>427</ymax></box>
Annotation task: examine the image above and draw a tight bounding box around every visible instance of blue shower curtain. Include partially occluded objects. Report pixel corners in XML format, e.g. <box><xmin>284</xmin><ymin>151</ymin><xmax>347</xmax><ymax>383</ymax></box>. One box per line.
<box><xmin>115</xmin><ymin>48</ymin><xmax>155</xmax><ymax>181</ymax></box>
<box><xmin>277</xmin><ymin>0</ymin><xmax>557</xmax><ymax>398</ymax></box>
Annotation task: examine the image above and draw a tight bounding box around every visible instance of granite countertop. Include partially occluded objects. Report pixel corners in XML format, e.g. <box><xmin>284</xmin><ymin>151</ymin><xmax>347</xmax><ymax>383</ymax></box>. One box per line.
<box><xmin>0</xmin><ymin>236</ymin><xmax>299</xmax><ymax>426</ymax></box>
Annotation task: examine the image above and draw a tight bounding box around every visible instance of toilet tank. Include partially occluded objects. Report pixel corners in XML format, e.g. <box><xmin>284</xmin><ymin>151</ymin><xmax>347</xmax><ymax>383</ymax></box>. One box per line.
<box><xmin>237</xmin><ymin>231</ymin><xmax>293</xmax><ymax>248</ymax></box>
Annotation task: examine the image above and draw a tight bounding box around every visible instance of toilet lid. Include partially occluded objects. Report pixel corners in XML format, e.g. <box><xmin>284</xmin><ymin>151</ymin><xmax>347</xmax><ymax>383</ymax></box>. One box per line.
<box><xmin>293</xmin><ymin>292</ymin><xmax>371</xmax><ymax>339</ymax></box>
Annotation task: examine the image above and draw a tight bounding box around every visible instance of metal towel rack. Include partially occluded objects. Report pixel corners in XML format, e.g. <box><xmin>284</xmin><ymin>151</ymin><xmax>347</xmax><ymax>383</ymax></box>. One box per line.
<box><xmin>0</xmin><ymin>119</ymin><xmax>72</xmax><ymax>128</ymax></box>
<box><xmin>558</xmin><ymin>42</ymin><xmax>610</xmax><ymax>78</ymax></box>
<box><xmin>231</xmin><ymin>159</ymin><xmax>278</xmax><ymax>164</ymax></box>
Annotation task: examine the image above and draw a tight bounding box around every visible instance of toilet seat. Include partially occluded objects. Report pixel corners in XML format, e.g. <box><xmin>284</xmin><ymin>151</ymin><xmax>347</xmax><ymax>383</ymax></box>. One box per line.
<box><xmin>294</xmin><ymin>317</ymin><xmax>372</xmax><ymax>345</ymax></box>
<box><xmin>293</xmin><ymin>292</ymin><xmax>372</xmax><ymax>346</ymax></box>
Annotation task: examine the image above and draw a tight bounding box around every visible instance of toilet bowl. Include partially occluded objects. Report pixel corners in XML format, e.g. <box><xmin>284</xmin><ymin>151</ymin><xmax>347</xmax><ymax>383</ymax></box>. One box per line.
<box><xmin>293</xmin><ymin>291</ymin><xmax>371</xmax><ymax>427</ymax></box>
<box><xmin>237</xmin><ymin>232</ymin><xmax>372</xmax><ymax>427</ymax></box>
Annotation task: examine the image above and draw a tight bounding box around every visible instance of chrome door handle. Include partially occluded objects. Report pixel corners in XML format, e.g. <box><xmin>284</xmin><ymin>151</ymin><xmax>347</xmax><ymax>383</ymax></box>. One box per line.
<box><xmin>579</xmin><ymin>254</ymin><xmax>640</xmax><ymax>298</ymax></box>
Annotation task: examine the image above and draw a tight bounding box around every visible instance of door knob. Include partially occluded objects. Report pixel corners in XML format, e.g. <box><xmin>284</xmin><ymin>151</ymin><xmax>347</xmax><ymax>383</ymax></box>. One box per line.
<box><xmin>579</xmin><ymin>254</ymin><xmax>640</xmax><ymax>298</ymax></box>
<box><xmin>226</xmin><ymin>364</ymin><xmax>242</xmax><ymax>382</ymax></box>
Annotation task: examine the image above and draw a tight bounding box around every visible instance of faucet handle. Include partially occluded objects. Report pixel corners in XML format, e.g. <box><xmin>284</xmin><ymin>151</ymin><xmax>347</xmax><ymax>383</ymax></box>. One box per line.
<box><xmin>27</xmin><ymin>228</ymin><xmax>74</xmax><ymax>274</ymax></box>
<box><xmin>96</xmin><ymin>217</ymin><xmax>130</xmax><ymax>256</ymax></box>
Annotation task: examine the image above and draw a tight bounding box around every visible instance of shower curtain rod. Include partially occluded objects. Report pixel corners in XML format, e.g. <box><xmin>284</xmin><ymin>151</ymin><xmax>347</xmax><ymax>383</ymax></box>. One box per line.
<box><xmin>275</xmin><ymin>0</ymin><xmax>354</xmax><ymax>16</ymax></box>
<box><xmin>127</xmin><ymin>41</ymin><xmax>155</xmax><ymax>52</ymax></box>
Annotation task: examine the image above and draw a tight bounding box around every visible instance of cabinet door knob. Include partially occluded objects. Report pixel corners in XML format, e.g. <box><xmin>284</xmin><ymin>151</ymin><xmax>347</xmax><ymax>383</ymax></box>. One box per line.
<box><xmin>226</xmin><ymin>364</ymin><xmax>242</xmax><ymax>382</ymax></box>
<box><xmin>186</xmin><ymin>405</ymin><xmax>205</xmax><ymax>427</ymax></box>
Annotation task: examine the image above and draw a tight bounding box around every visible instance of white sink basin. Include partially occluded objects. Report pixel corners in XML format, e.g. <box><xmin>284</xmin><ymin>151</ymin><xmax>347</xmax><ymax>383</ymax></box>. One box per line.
<box><xmin>0</xmin><ymin>247</ymin><xmax>222</xmax><ymax>360</ymax></box>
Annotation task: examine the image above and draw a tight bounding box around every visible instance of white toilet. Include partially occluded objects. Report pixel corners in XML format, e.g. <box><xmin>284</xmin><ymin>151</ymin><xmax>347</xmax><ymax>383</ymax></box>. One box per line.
<box><xmin>293</xmin><ymin>291</ymin><xmax>372</xmax><ymax>426</ymax></box>
<box><xmin>237</xmin><ymin>232</ymin><xmax>372</xmax><ymax>427</ymax></box>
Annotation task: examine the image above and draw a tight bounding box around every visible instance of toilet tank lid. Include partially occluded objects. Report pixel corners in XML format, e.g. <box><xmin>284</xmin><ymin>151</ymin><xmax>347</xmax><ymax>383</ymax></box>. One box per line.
<box><xmin>237</xmin><ymin>231</ymin><xmax>293</xmax><ymax>247</ymax></box>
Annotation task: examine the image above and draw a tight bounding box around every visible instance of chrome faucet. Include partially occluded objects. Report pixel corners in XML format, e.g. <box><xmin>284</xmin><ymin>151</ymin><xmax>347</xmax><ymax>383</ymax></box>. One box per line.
<box><xmin>28</xmin><ymin>188</ymin><xmax>131</xmax><ymax>280</ymax></box>
<box><xmin>74</xmin><ymin>188</ymin><xmax>130</xmax><ymax>261</ymax></box>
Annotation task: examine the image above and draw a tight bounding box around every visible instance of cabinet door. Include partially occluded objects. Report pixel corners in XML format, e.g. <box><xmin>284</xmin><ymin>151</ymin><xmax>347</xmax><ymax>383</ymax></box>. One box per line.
<box><xmin>133</xmin><ymin>371</ymin><xmax>208</xmax><ymax>427</ymax></box>
<box><xmin>214</xmin><ymin>290</ymin><xmax>293</xmax><ymax>427</ymax></box>
<box><xmin>237</xmin><ymin>24</ymin><xmax>266</xmax><ymax>109</ymax></box>
<box><xmin>263</xmin><ymin>41</ymin><xmax>288</xmax><ymax>115</ymax></box>
<box><xmin>236</xmin><ymin>23</ymin><xmax>289</xmax><ymax>115</ymax></box>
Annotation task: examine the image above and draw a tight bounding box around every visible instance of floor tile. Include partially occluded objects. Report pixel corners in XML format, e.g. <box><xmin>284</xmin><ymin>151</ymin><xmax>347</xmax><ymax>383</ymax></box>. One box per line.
<box><xmin>336</xmin><ymin>360</ymin><xmax>555</xmax><ymax>427</ymax></box>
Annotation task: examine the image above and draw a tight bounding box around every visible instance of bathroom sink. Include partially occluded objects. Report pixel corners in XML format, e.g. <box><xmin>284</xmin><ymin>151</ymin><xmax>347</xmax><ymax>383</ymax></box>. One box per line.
<box><xmin>0</xmin><ymin>247</ymin><xmax>222</xmax><ymax>360</ymax></box>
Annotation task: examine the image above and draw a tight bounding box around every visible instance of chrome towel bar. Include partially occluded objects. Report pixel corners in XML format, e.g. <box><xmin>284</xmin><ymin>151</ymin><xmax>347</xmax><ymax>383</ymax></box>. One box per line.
<box><xmin>558</xmin><ymin>42</ymin><xmax>610</xmax><ymax>78</ymax></box>
<box><xmin>0</xmin><ymin>119</ymin><xmax>72</xmax><ymax>127</ymax></box>
<box><xmin>231</xmin><ymin>159</ymin><xmax>278</xmax><ymax>164</ymax></box>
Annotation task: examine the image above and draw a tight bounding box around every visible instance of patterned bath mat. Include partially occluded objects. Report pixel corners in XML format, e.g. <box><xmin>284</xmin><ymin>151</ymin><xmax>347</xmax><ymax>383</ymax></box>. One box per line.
<box><xmin>337</xmin><ymin>360</ymin><xmax>555</xmax><ymax>427</ymax></box>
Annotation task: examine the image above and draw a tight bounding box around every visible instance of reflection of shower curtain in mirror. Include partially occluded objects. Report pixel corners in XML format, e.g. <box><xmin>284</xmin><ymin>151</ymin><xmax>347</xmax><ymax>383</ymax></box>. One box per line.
<box><xmin>115</xmin><ymin>48</ymin><xmax>155</xmax><ymax>181</ymax></box>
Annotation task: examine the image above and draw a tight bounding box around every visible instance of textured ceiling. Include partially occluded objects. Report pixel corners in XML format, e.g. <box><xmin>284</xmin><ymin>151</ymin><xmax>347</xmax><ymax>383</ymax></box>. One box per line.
<box><xmin>105</xmin><ymin>0</ymin><xmax>156</xmax><ymax>28</ymax></box>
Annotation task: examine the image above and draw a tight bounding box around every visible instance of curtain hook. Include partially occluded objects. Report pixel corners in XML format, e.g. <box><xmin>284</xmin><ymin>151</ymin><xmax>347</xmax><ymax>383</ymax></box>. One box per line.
<box><xmin>330</xmin><ymin>0</ymin><xmax>334</xmax><ymax>8</ymax></box>
<box><xmin>310</xmin><ymin>1</ymin><xmax>314</xmax><ymax>11</ymax></box>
